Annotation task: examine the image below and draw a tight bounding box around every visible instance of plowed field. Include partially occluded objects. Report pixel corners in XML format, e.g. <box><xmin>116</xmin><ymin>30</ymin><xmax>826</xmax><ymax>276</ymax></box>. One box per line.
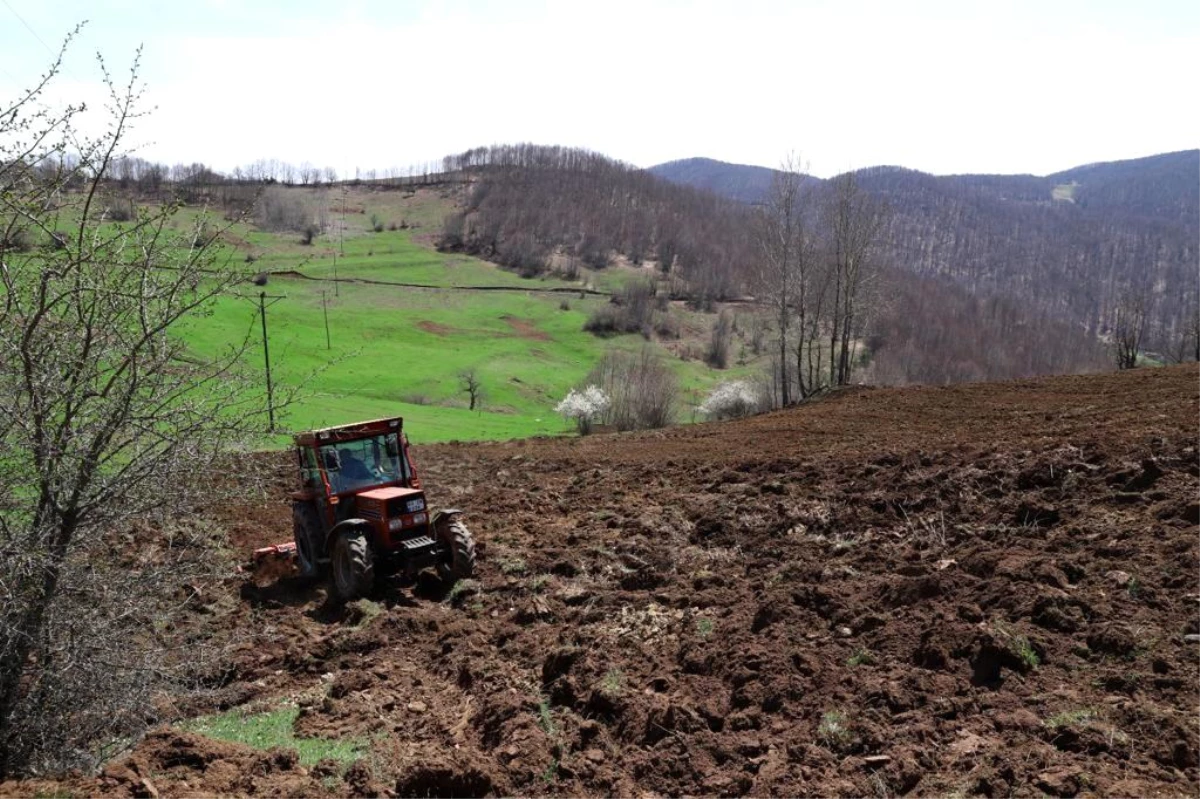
<box><xmin>7</xmin><ymin>365</ymin><xmax>1198</xmax><ymax>798</ymax></box>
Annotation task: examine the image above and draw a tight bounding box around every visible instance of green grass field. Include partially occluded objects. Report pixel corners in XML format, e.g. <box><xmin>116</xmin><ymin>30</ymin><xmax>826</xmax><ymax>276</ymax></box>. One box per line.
<box><xmin>172</xmin><ymin>186</ymin><xmax>759</xmax><ymax>445</ymax></box>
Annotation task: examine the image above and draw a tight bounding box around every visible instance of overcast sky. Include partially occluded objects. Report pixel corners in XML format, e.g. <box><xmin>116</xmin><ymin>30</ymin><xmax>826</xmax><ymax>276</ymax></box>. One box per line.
<box><xmin>1</xmin><ymin>0</ymin><xmax>1196</xmax><ymax>178</ymax></box>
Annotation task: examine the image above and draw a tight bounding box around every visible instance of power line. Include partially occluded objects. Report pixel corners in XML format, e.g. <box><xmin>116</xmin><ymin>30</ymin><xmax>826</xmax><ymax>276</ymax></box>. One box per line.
<box><xmin>0</xmin><ymin>59</ymin><xmax>20</xmax><ymax>85</ymax></box>
<box><xmin>0</xmin><ymin>0</ymin><xmax>57</xmax><ymax>59</ymax></box>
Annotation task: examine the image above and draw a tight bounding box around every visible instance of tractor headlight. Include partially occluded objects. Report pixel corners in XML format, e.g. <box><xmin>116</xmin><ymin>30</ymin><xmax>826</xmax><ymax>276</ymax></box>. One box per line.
<box><xmin>388</xmin><ymin>518</ymin><xmax>403</xmax><ymax>532</ymax></box>
<box><xmin>411</xmin><ymin>512</ymin><xmax>428</xmax><ymax>525</ymax></box>
<box><xmin>405</xmin><ymin>498</ymin><xmax>426</xmax><ymax>513</ymax></box>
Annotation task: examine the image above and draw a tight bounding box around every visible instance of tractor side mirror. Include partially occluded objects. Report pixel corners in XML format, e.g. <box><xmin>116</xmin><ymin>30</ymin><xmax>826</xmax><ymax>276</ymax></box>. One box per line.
<box><xmin>323</xmin><ymin>449</ymin><xmax>341</xmax><ymax>471</ymax></box>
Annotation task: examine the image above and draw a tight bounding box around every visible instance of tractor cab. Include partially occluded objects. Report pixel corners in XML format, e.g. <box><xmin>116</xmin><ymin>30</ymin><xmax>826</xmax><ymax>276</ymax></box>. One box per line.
<box><xmin>294</xmin><ymin>418</ymin><xmax>421</xmax><ymax>515</ymax></box>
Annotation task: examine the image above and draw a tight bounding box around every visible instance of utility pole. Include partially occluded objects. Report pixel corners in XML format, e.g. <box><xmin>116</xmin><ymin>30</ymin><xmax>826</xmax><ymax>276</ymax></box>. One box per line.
<box><xmin>322</xmin><ymin>289</ymin><xmax>331</xmax><ymax>350</ymax></box>
<box><xmin>255</xmin><ymin>290</ymin><xmax>286</xmax><ymax>432</ymax></box>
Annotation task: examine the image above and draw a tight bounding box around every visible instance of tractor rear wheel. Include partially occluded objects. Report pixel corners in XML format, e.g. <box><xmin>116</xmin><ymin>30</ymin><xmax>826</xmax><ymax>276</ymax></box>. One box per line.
<box><xmin>292</xmin><ymin>503</ymin><xmax>324</xmax><ymax>579</ymax></box>
<box><xmin>436</xmin><ymin>516</ymin><xmax>476</xmax><ymax>584</ymax></box>
<box><xmin>331</xmin><ymin>528</ymin><xmax>375</xmax><ymax>600</ymax></box>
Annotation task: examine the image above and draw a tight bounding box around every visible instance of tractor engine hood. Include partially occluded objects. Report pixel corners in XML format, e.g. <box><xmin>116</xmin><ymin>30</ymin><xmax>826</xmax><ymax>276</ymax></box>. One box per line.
<box><xmin>355</xmin><ymin>486</ymin><xmax>429</xmax><ymax>536</ymax></box>
<box><xmin>358</xmin><ymin>486</ymin><xmax>423</xmax><ymax>503</ymax></box>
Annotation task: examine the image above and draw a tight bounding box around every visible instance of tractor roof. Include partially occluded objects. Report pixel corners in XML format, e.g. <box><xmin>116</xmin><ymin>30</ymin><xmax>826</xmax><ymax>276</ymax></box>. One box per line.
<box><xmin>293</xmin><ymin>416</ymin><xmax>404</xmax><ymax>446</ymax></box>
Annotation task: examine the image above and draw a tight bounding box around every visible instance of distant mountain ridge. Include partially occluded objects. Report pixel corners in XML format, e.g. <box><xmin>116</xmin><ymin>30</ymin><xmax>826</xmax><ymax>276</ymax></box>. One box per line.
<box><xmin>648</xmin><ymin>157</ymin><xmax>780</xmax><ymax>204</ymax></box>
<box><xmin>649</xmin><ymin>150</ymin><xmax>1199</xmax><ymax>358</ymax></box>
<box><xmin>648</xmin><ymin>150</ymin><xmax>1199</xmax><ymax>218</ymax></box>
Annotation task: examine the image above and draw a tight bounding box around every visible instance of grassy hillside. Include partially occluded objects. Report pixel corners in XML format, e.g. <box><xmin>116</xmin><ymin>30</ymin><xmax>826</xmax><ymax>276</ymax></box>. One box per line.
<box><xmin>179</xmin><ymin>185</ymin><xmax>756</xmax><ymax>444</ymax></box>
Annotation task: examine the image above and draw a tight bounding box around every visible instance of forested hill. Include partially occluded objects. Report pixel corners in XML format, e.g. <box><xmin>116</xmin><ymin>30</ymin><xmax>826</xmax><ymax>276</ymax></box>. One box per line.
<box><xmin>436</xmin><ymin>144</ymin><xmax>1112</xmax><ymax>386</ymax></box>
<box><xmin>650</xmin><ymin>150</ymin><xmax>1200</xmax><ymax>360</ymax></box>
<box><xmin>1048</xmin><ymin>150</ymin><xmax>1198</xmax><ymax>222</ymax></box>
<box><xmin>648</xmin><ymin>151</ymin><xmax>1199</xmax><ymax>219</ymax></box>
<box><xmin>648</xmin><ymin>157</ymin><xmax>778</xmax><ymax>204</ymax></box>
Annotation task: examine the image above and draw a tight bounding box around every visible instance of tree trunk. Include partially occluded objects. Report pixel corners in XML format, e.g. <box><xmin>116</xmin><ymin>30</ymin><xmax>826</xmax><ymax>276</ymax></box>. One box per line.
<box><xmin>778</xmin><ymin>313</ymin><xmax>790</xmax><ymax>407</ymax></box>
<box><xmin>0</xmin><ymin>516</ymin><xmax>71</xmax><ymax>776</ymax></box>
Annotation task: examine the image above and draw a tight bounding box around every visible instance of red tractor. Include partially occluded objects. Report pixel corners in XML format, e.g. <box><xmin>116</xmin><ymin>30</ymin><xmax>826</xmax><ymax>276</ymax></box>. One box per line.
<box><xmin>290</xmin><ymin>416</ymin><xmax>475</xmax><ymax>600</ymax></box>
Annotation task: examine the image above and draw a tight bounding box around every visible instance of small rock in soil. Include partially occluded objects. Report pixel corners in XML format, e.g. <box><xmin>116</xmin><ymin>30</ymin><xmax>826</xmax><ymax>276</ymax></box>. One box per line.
<box><xmin>1105</xmin><ymin>569</ymin><xmax>1131</xmax><ymax>586</ymax></box>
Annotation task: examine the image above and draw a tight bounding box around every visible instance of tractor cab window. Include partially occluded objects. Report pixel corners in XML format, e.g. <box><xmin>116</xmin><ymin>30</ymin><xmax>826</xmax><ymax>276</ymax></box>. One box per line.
<box><xmin>299</xmin><ymin>447</ymin><xmax>321</xmax><ymax>490</ymax></box>
<box><xmin>320</xmin><ymin>432</ymin><xmax>408</xmax><ymax>494</ymax></box>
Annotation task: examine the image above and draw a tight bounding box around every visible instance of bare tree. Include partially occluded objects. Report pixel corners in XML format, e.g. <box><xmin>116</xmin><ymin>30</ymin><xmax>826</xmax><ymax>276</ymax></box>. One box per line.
<box><xmin>753</xmin><ymin>154</ymin><xmax>813</xmax><ymax>404</ymax></box>
<box><xmin>459</xmin><ymin>369</ymin><xmax>484</xmax><ymax>410</ymax></box>
<box><xmin>824</xmin><ymin>171</ymin><xmax>886</xmax><ymax>386</ymax></box>
<box><xmin>1112</xmin><ymin>288</ymin><xmax>1149</xmax><ymax>369</ymax></box>
<box><xmin>299</xmin><ymin>162</ymin><xmax>318</xmax><ymax>186</ymax></box>
<box><xmin>0</xmin><ymin>36</ymin><xmax>262</xmax><ymax>775</ymax></box>
<box><xmin>1187</xmin><ymin>302</ymin><xmax>1200</xmax><ymax>364</ymax></box>
<box><xmin>1191</xmin><ymin>314</ymin><xmax>1200</xmax><ymax>364</ymax></box>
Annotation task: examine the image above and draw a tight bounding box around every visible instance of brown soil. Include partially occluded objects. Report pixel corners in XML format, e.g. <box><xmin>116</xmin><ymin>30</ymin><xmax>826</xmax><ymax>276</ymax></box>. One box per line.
<box><xmin>501</xmin><ymin>315</ymin><xmax>551</xmax><ymax>341</ymax></box>
<box><xmin>5</xmin><ymin>365</ymin><xmax>1197</xmax><ymax>798</ymax></box>
<box><xmin>417</xmin><ymin>317</ymin><xmax>551</xmax><ymax>341</ymax></box>
<box><xmin>417</xmin><ymin>320</ymin><xmax>456</xmax><ymax>336</ymax></box>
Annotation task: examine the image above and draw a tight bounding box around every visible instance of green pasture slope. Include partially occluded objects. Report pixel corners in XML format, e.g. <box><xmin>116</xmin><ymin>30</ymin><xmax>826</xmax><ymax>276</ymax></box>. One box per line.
<box><xmin>179</xmin><ymin>204</ymin><xmax>747</xmax><ymax>445</ymax></box>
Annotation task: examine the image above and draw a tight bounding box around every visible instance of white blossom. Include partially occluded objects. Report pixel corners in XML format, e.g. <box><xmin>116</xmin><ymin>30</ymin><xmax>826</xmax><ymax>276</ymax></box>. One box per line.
<box><xmin>699</xmin><ymin>381</ymin><xmax>759</xmax><ymax>420</ymax></box>
<box><xmin>554</xmin><ymin>385</ymin><xmax>610</xmax><ymax>434</ymax></box>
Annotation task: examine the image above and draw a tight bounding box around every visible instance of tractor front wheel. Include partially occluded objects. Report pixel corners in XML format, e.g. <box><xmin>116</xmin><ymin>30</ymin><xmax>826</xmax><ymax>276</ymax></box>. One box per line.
<box><xmin>331</xmin><ymin>528</ymin><xmax>375</xmax><ymax>600</ymax></box>
<box><xmin>436</xmin><ymin>516</ymin><xmax>476</xmax><ymax>584</ymax></box>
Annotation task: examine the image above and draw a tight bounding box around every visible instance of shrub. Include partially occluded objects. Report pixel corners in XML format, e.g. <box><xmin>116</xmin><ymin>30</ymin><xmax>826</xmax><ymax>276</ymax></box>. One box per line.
<box><xmin>699</xmin><ymin>380</ymin><xmax>759</xmax><ymax>420</ymax></box>
<box><xmin>438</xmin><ymin>212</ymin><xmax>466</xmax><ymax>250</ymax></box>
<box><xmin>583</xmin><ymin>305</ymin><xmax>623</xmax><ymax>336</ymax></box>
<box><xmin>0</xmin><ymin>228</ymin><xmax>32</xmax><ymax>252</ymax></box>
<box><xmin>255</xmin><ymin>186</ymin><xmax>326</xmax><ymax>234</ymax></box>
<box><xmin>653</xmin><ymin>312</ymin><xmax>680</xmax><ymax>339</ymax></box>
<box><xmin>583</xmin><ymin>279</ymin><xmax>662</xmax><ymax>338</ymax></box>
<box><xmin>554</xmin><ymin>385</ymin><xmax>610</xmax><ymax>435</ymax></box>
<box><xmin>497</xmin><ymin>232</ymin><xmax>547</xmax><ymax>277</ymax></box>
<box><xmin>706</xmin><ymin>310</ymin><xmax>734</xmax><ymax>368</ymax></box>
<box><xmin>584</xmin><ymin>348</ymin><xmax>677</xmax><ymax>431</ymax></box>
<box><xmin>104</xmin><ymin>202</ymin><xmax>132</xmax><ymax>222</ymax></box>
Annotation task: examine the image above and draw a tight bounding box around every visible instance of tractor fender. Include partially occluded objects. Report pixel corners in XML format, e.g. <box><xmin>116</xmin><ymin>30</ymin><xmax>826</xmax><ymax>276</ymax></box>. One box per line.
<box><xmin>326</xmin><ymin>518</ymin><xmax>374</xmax><ymax>549</ymax></box>
<box><xmin>430</xmin><ymin>509</ymin><xmax>463</xmax><ymax>528</ymax></box>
